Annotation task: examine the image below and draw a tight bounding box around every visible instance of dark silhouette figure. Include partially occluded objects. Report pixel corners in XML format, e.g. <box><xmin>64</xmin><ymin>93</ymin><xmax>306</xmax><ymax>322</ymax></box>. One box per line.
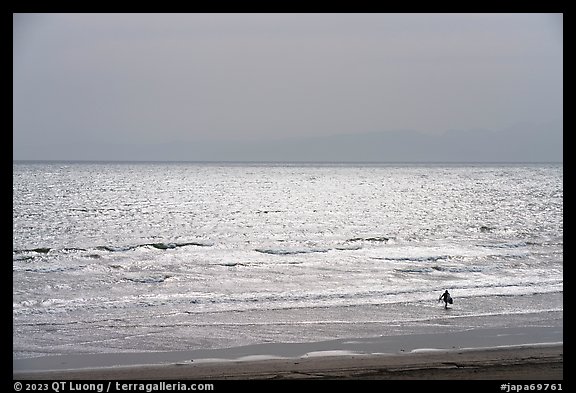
<box><xmin>439</xmin><ymin>290</ymin><xmax>452</xmax><ymax>309</ymax></box>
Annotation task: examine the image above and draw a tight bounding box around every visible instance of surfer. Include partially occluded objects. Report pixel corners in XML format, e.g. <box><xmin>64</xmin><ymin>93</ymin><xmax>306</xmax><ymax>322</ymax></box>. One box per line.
<box><xmin>438</xmin><ymin>290</ymin><xmax>451</xmax><ymax>309</ymax></box>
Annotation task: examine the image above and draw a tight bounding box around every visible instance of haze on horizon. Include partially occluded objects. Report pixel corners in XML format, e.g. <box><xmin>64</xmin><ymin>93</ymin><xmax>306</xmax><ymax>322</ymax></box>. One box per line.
<box><xmin>13</xmin><ymin>13</ymin><xmax>563</xmax><ymax>162</ymax></box>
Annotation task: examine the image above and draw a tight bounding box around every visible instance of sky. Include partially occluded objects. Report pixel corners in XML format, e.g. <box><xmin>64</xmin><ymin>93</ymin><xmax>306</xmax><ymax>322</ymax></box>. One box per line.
<box><xmin>13</xmin><ymin>13</ymin><xmax>563</xmax><ymax>162</ymax></box>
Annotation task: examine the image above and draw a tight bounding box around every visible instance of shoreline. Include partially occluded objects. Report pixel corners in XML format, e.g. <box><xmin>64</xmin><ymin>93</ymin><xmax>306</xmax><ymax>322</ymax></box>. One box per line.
<box><xmin>14</xmin><ymin>325</ymin><xmax>563</xmax><ymax>380</ymax></box>
<box><xmin>14</xmin><ymin>344</ymin><xmax>563</xmax><ymax>380</ymax></box>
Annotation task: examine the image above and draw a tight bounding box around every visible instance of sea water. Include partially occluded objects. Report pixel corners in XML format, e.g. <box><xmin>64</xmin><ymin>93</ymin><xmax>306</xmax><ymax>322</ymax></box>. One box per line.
<box><xmin>13</xmin><ymin>162</ymin><xmax>563</xmax><ymax>358</ymax></box>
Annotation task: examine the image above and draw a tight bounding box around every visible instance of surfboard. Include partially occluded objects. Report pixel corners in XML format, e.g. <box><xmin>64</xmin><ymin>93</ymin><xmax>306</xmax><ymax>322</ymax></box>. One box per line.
<box><xmin>447</xmin><ymin>296</ymin><xmax>453</xmax><ymax>304</ymax></box>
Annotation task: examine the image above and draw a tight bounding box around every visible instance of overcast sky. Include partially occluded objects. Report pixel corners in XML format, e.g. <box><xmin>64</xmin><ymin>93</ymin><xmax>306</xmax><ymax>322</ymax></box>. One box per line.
<box><xmin>13</xmin><ymin>13</ymin><xmax>563</xmax><ymax>162</ymax></box>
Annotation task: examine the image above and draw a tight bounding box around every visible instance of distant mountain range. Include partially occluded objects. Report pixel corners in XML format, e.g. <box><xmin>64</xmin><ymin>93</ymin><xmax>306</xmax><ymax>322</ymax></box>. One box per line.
<box><xmin>231</xmin><ymin>123</ymin><xmax>562</xmax><ymax>162</ymax></box>
<box><xmin>14</xmin><ymin>121</ymin><xmax>562</xmax><ymax>162</ymax></box>
<box><xmin>147</xmin><ymin>121</ymin><xmax>563</xmax><ymax>162</ymax></box>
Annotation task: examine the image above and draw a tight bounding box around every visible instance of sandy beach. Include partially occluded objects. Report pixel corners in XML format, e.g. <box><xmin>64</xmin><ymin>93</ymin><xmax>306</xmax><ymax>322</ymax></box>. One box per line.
<box><xmin>14</xmin><ymin>325</ymin><xmax>563</xmax><ymax>380</ymax></box>
<box><xmin>14</xmin><ymin>345</ymin><xmax>562</xmax><ymax>380</ymax></box>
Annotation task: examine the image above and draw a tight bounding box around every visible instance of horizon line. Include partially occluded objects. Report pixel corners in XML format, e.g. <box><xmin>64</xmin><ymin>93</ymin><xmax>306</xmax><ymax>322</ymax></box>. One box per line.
<box><xmin>13</xmin><ymin>159</ymin><xmax>563</xmax><ymax>165</ymax></box>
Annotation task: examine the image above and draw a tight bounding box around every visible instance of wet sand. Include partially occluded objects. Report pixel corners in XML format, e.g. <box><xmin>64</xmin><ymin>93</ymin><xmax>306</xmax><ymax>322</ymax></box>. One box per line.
<box><xmin>14</xmin><ymin>325</ymin><xmax>562</xmax><ymax>380</ymax></box>
<box><xmin>14</xmin><ymin>345</ymin><xmax>562</xmax><ymax>380</ymax></box>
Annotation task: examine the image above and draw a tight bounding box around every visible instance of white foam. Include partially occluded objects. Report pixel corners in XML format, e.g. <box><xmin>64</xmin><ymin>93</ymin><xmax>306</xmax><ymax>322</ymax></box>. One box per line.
<box><xmin>410</xmin><ymin>348</ymin><xmax>445</xmax><ymax>353</ymax></box>
<box><xmin>236</xmin><ymin>354</ymin><xmax>287</xmax><ymax>362</ymax></box>
<box><xmin>302</xmin><ymin>350</ymin><xmax>361</xmax><ymax>358</ymax></box>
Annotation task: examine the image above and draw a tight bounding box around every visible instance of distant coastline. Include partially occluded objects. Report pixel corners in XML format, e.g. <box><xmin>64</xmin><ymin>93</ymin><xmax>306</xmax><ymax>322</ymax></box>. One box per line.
<box><xmin>13</xmin><ymin>121</ymin><xmax>562</xmax><ymax>163</ymax></box>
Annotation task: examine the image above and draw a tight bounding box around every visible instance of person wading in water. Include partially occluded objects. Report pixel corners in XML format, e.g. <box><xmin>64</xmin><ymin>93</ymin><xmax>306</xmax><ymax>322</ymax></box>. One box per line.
<box><xmin>438</xmin><ymin>290</ymin><xmax>452</xmax><ymax>309</ymax></box>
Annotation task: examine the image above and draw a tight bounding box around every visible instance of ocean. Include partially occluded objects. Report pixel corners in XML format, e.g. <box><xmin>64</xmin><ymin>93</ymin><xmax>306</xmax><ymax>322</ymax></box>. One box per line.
<box><xmin>13</xmin><ymin>162</ymin><xmax>563</xmax><ymax>359</ymax></box>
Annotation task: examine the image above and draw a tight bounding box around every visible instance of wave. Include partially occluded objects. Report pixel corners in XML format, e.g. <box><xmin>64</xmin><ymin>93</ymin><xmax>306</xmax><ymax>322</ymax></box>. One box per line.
<box><xmin>394</xmin><ymin>264</ymin><xmax>487</xmax><ymax>274</ymax></box>
<box><xmin>14</xmin><ymin>241</ymin><xmax>212</xmax><ymax>257</ymax></box>
<box><xmin>14</xmin><ymin>265</ymin><xmax>83</xmax><ymax>274</ymax></box>
<box><xmin>372</xmin><ymin>254</ymin><xmax>452</xmax><ymax>263</ymax></box>
<box><xmin>218</xmin><ymin>262</ymin><xmax>249</xmax><ymax>267</ymax></box>
<box><xmin>253</xmin><ymin>235</ymin><xmax>392</xmax><ymax>255</ymax></box>
<box><xmin>95</xmin><ymin>241</ymin><xmax>212</xmax><ymax>252</ymax></box>
<box><xmin>346</xmin><ymin>236</ymin><xmax>390</xmax><ymax>243</ymax></box>
<box><xmin>13</xmin><ymin>282</ymin><xmax>563</xmax><ymax>319</ymax></box>
<box><xmin>254</xmin><ymin>247</ymin><xmax>329</xmax><ymax>255</ymax></box>
<box><xmin>476</xmin><ymin>241</ymin><xmax>529</xmax><ymax>249</ymax></box>
<box><xmin>13</xmin><ymin>247</ymin><xmax>87</xmax><ymax>255</ymax></box>
<box><xmin>17</xmin><ymin>247</ymin><xmax>51</xmax><ymax>254</ymax></box>
<box><xmin>122</xmin><ymin>274</ymin><xmax>173</xmax><ymax>284</ymax></box>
